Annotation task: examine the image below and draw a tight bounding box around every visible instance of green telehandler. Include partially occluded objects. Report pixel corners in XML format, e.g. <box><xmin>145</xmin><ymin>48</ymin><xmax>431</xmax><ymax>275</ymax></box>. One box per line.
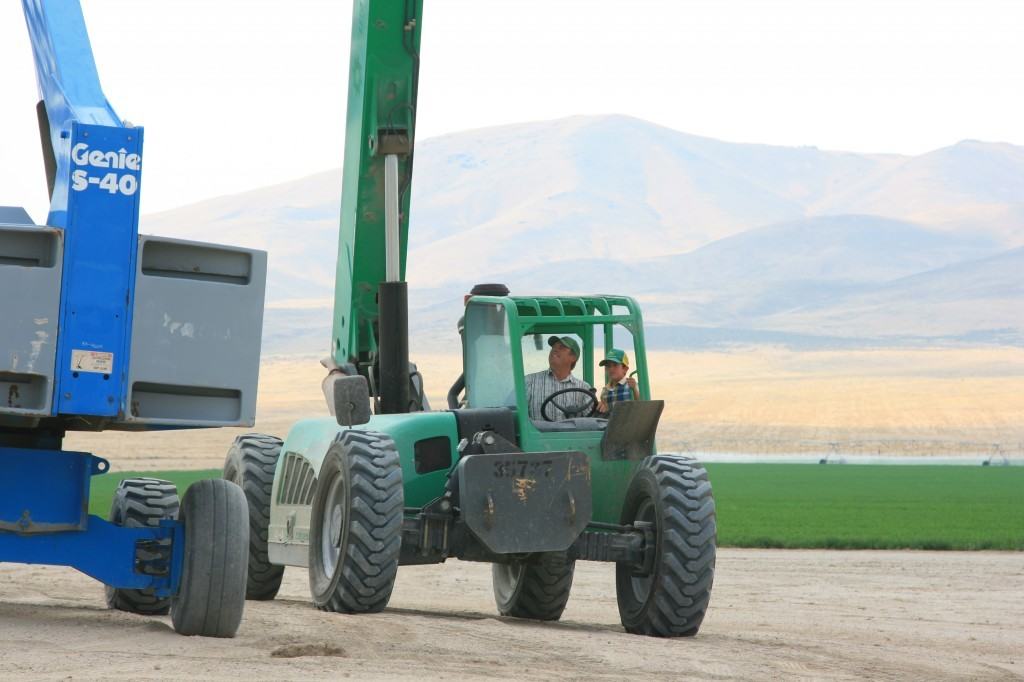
<box><xmin>224</xmin><ymin>0</ymin><xmax>716</xmax><ymax>637</ymax></box>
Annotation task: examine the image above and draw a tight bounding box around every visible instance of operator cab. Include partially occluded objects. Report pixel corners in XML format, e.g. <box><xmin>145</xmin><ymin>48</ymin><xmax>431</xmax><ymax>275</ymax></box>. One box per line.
<box><xmin>462</xmin><ymin>294</ymin><xmax>655</xmax><ymax>438</ymax></box>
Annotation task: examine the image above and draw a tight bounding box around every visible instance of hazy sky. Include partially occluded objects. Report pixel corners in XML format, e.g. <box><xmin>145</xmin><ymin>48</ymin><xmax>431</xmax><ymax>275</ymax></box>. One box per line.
<box><xmin>0</xmin><ymin>0</ymin><xmax>1021</xmax><ymax>222</ymax></box>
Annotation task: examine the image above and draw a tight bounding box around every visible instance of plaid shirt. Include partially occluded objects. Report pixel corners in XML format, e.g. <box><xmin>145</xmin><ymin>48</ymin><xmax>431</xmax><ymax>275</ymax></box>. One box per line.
<box><xmin>601</xmin><ymin>380</ymin><xmax>635</xmax><ymax>406</ymax></box>
<box><xmin>525</xmin><ymin>370</ymin><xmax>592</xmax><ymax>421</ymax></box>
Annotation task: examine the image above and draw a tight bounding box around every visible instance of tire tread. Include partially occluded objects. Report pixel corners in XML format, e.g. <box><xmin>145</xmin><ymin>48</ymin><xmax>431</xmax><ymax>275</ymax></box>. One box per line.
<box><xmin>224</xmin><ymin>433</ymin><xmax>285</xmax><ymax>600</ymax></box>
<box><xmin>493</xmin><ymin>552</ymin><xmax>575</xmax><ymax>621</ymax></box>
<box><xmin>105</xmin><ymin>478</ymin><xmax>179</xmax><ymax>616</ymax></box>
<box><xmin>170</xmin><ymin>478</ymin><xmax>249</xmax><ymax>637</ymax></box>
<box><xmin>312</xmin><ymin>430</ymin><xmax>404</xmax><ymax>614</ymax></box>
<box><xmin>617</xmin><ymin>454</ymin><xmax>716</xmax><ymax>637</ymax></box>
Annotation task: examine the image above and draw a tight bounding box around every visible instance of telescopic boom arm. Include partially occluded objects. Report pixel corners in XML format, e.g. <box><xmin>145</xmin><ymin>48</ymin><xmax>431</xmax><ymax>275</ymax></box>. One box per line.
<box><xmin>22</xmin><ymin>0</ymin><xmax>125</xmax><ymax>225</ymax></box>
<box><xmin>331</xmin><ymin>0</ymin><xmax>423</xmax><ymax>413</ymax></box>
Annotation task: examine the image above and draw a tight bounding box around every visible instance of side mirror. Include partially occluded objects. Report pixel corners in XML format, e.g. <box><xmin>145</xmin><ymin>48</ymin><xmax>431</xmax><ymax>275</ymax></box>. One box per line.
<box><xmin>332</xmin><ymin>374</ymin><xmax>372</xmax><ymax>426</ymax></box>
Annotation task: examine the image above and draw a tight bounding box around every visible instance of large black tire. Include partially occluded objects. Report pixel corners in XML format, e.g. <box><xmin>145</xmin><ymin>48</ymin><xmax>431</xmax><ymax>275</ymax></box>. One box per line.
<box><xmin>170</xmin><ymin>479</ymin><xmax>249</xmax><ymax>637</ymax></box>
<box><xmin>308</xmin><ymin>430</ymin><xmax>403</xmax><ymax>613</ymax></box>
<box><xmin>616</xmin><ymin>455</ymin><xmax>716</xmax><ymax>637</ymax></box>
<box><xmin>105</xmin><ymin>478</ymin><xmax>179</xmax><ymax>616</ymax></box>
<box><xmin>492</xmin><ymin>552</ymin><xmax>575</xmax><ymax>621</ymax></box>
<box><xmin>224</xmin><ymin>433</ymin><xmax>285</xmax><ymax>600</ymax></box>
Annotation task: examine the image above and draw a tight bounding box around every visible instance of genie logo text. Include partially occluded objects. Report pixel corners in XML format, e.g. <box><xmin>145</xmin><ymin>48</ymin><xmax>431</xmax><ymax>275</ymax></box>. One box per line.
<box><xmin>70</xmin><ymin>142</ymin><xmax>141</xmax><ymax>196</ymax></box>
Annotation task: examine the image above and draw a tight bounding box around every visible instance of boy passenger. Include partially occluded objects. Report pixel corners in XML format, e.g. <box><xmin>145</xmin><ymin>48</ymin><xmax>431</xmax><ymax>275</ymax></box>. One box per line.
<box><xmin>596</xmin><ymin>348</ymin><xmax>638</xmax><ymax>415</ymax></box>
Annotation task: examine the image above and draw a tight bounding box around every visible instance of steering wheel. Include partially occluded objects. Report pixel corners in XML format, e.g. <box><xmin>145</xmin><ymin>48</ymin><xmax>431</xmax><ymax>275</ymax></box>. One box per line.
<box><xmin>541</xmin><ymin>387</ymin><xmax>598</xmax><ymax>421</ymax></box>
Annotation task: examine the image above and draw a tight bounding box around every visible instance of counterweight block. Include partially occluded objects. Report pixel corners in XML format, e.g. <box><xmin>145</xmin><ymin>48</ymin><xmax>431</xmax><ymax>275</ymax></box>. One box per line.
<box><xmin>458</xmin><ymin>450</ymin><xmax>593</xmax><ymax>554</ymax></box>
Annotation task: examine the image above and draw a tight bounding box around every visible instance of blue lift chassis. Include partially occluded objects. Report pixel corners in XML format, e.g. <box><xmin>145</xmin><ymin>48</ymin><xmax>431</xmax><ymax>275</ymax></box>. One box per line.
<box><xmin>0</xmin><ymin>449</ymin><xmax>183</xmax><ymax>597</ymax></box>
<box><xmin>1</xmin><ymin>1</ymin><xmax>260</xmax><ymax>638</ymax></box>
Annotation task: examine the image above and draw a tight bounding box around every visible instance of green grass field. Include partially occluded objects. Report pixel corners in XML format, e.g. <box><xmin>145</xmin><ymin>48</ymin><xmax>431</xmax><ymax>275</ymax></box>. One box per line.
<box><xmin>705</xmin><ymin>464</ymin><xmax>1024</xmax><ymax>550</ymax></box>
<box><xmin>90</xmin><ymin>464</ymin><xmax>1024</xmax><ymax>551</ymax></box>
<box><xmin>89</xmin><ymin>469</ymin><xmax>220</xmax><ymax>518</ymax></box>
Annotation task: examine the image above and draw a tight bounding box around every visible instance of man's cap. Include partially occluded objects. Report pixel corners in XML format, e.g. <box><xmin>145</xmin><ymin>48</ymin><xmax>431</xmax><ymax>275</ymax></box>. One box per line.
<box><xmin>599</xmin><ymin>348</ymin><xmax>630</xmax><ymax>367</ymax></box>
<box><xmin>469</xmin><ymin>282</ymin><xmax>510</xmax><ymax>296</ymax></box>
<box><xmin>547</xmin><ymin>335</ymin><xmax>581</xmax><ymax>358</ymax></box>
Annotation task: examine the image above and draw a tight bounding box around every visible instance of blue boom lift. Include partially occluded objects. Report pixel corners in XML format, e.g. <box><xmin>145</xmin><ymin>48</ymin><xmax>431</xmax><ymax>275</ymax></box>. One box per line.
<box><xmin>0</xmin><ymin>1</ymin><xmax>267</xmax><ymax>637</ymax></box>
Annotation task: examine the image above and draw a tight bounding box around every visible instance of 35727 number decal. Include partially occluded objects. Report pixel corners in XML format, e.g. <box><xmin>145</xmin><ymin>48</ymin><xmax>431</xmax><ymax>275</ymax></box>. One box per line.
<box><xmin>493</xmin><ymin>459</ymin><xmax>553</xmax><ymax>479</ymax></box>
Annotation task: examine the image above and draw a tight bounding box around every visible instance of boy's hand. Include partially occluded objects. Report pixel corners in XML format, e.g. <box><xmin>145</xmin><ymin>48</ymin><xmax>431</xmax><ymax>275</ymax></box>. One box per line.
<box><xmin>626</xmin><ymin>376</ymin><xmax>639</xmax><ymax>400</ymax></box>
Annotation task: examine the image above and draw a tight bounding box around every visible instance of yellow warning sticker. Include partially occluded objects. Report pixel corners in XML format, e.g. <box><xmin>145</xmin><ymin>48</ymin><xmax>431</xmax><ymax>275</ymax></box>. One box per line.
<box><xmin>71</xmin><ymin>349</ymin><xmax>114</xmax><ymax>374</ymax></box>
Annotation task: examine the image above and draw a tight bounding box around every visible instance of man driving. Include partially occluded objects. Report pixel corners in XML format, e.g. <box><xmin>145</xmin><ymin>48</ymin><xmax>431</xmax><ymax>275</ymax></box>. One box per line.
<box><xmin>524</xmin><ymin>336</ymin><xmax>594</xmax><ymax>421</ymax></box>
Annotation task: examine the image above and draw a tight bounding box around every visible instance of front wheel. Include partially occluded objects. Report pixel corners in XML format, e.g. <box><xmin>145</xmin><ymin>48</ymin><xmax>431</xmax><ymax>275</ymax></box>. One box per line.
<box><xmin>492</xmin><ymin>552</ymin><xmax>575</xmax><ymax>621</ymax></box>
<box><xmin>308</xmin><ymin>430</ymin><xmax>404</xmax><ymax>613</ymax></box>
<box><xmin>616</xmin><ymin>455</ymin><xmax>716</xmax><ymax>637</ymax></box>
<box><xmin>170</xmin><ymin>479</ymin><xmax>249</xmax><ymax>637</ymax></box>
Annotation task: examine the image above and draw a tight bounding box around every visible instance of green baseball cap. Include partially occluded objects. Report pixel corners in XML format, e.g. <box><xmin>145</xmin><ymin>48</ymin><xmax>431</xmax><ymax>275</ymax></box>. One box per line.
<box><xmin>547</xmin><ymin>335</ymin><xmax>580</xmax><ymax>358</ymax></box>
<box><xmin>599</xmin><ymin>348</ymin><xmax>630</xmax><ymax>367</ymax></box>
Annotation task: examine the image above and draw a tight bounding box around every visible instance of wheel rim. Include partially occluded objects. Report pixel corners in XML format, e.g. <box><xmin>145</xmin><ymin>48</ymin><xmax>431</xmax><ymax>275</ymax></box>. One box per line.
<box><xmin>494</xmin><ymin>562</ymin><xmax>523</xmax><ymax>604</ymax></box>
<box><xmin>227</xmin><ymin>464</ymin><xmax>242</xmax><ymax>488</ymax></box>
<box><xmin>629</xmin><ymin>497</ymin><xmax>657</xmax><ymax>603</ymax></box>
<box><xmin>319</xmin><ymin>473</ymin><xmax>347</xmax><ymax>578</ymax></box>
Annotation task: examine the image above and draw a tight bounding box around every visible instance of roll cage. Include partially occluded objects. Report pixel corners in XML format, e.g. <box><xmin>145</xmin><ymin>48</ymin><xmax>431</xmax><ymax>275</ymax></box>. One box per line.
<box><xmin>463</xmin><ymin>294</ymin><xmax>651</xmax><ymax>433</ymax></box>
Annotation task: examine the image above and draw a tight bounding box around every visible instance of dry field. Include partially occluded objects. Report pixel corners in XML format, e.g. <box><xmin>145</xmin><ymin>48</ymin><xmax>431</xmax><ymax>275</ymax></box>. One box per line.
<box><xmin>66</xmin><ymin>347</ymin><xmax>1024</xmax><ymax>471</ymax></box>
<box><xmin>651</xmin><ymin>346</ymin><xmax>1024</xmax><ymax>455</ymax></box>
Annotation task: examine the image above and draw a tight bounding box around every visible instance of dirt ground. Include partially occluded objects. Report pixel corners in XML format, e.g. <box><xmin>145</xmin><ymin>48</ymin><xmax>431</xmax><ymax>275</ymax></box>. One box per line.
<box><xmin>1</xmin><ymin>549</ymin><xmax>1021</xmax><ymax>680</ymax></box>
<box><xmin>31</xmin><ymin>348</ymin><xmax>1021</xmax><ymax>679</ymax></box>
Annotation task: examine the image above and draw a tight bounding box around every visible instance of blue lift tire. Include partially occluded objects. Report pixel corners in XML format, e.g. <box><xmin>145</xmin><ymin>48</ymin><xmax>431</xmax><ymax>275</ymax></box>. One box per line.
<box><xmin>105</xmin><ymin>478</ymin><xmax>179</xmax><ymax>616</ymax></box>
<box><xmin>170</xmin><ymin>478</ymin><xmax>249</xmax><ymax>637</ymax></box>
<box><xmin>615</xmin><ymin>455</ymin><xmax>716</xmax><ymax>637</ymax></box>
<box><xmin>223</xmin><ymin>433</ymin><xmax>285</xmax><ymax>601</ymax></box>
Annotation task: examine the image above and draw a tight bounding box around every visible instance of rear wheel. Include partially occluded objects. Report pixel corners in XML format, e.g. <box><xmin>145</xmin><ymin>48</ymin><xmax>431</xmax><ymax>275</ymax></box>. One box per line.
<box><xmin>616</xmin><ymin>455</ymin><xmax>716</xmax><ymax>637</ymax></box>
<box><xmin>170</xmin><ymin>479</ymin><xmax>249</xmax><ymax>637</ymax></box>
<box><xmin>224</xmin><ymin>433</ymin><xmax>284</xmax><ymax>600</ymax></box>
<box><xmin>492</xmin><ymin>552</ymin><xmax>575</xmax><ymax>621</ymax></box>
<box><xmin>308</xmin><ymin>430</ymin><xmax>403</xmax><ymax>613</ymax></box>
<box><xmin>105</xmin><ymin>478</ymin><xmax>179</xmax><ymax>616</ymax></box>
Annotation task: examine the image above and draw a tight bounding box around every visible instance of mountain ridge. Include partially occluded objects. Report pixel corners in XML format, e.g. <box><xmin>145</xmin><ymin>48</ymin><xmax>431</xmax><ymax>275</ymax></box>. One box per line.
<box><xmin>139</xmin><ymin>114</ymin><xmax>1024</xmax><ymax>354</ymax></box>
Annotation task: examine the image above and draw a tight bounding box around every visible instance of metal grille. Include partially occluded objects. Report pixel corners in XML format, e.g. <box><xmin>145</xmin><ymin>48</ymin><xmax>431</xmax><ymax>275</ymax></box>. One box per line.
<box><xmin>276</xmin><ymin>452</ymin><xmax>317</xmax><ymax>506</ymax></box>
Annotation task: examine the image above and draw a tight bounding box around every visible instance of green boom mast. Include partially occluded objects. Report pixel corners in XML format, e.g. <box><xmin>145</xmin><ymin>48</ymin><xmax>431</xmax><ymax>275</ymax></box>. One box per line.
<box><xmin>331</xmin><ymin>0</ymin><xmax>423</xmax><ymax>412</ymax></box>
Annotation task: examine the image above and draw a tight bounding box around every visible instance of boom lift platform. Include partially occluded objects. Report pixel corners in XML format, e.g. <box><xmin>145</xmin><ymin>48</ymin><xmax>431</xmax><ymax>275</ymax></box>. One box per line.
<box><xmin>225</xmin><ymin>0</ymin><xmax>717</xmax><ymax>637</ymax></box>
<box><xmin>0</xmin><ymin>1</ymin><xmax>266</xmax><ymax>637</ymax></box>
